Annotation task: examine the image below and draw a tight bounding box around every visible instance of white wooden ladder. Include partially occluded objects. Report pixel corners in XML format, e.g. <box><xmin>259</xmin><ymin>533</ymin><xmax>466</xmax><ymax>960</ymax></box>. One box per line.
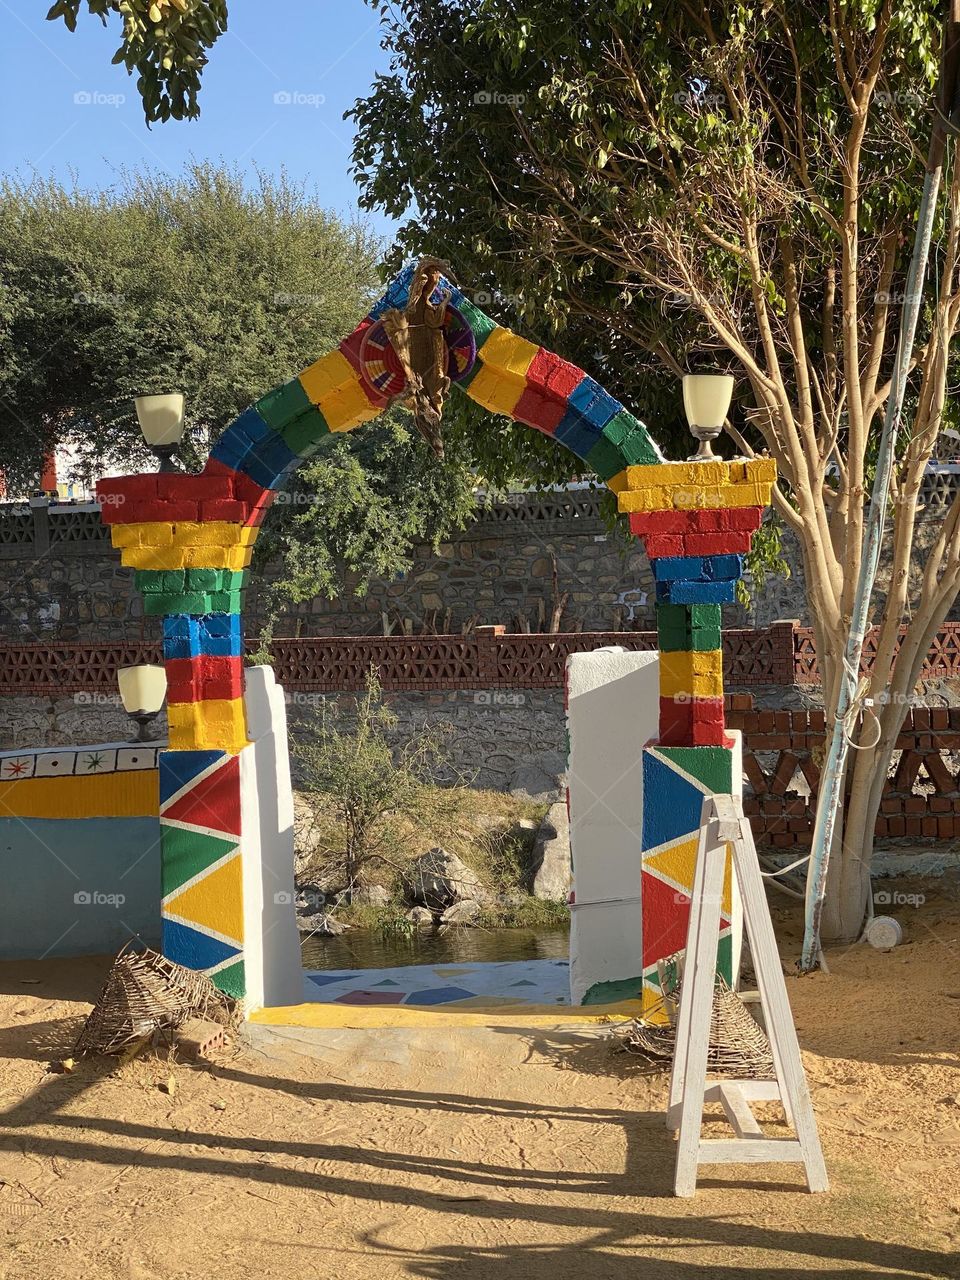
<box><xmin>667</xmin><ymin>793</ymin><xmax>828</xmax><ymax>1197</ymax></box>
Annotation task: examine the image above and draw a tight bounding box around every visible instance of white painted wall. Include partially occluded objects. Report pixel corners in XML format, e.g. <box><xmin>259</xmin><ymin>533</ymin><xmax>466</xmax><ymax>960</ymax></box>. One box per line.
<box><xmin>240</xmin><ymin>665</ymin><xmax>303</xmax><ymax>1013</ymax></box>
<box><xmin>566</xmin><ymin>647</ymin><xmax>660</xmax><ymax>1004</ymax></box>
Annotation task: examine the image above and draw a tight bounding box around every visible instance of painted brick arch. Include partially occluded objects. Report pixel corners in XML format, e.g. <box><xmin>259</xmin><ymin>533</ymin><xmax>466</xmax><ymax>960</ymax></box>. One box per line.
<box><xmin>95</xmin><ymin>261</ymin><xmax>775</xmax><ymax>1003</ymax></box>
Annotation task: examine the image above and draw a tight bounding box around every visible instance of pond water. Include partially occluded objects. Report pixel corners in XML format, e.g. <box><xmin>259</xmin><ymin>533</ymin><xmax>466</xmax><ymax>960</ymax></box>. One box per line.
<box><xmin>301</xmin><ymin>925</ymin><xmax>570</xmax><ymax>972</ymax></box>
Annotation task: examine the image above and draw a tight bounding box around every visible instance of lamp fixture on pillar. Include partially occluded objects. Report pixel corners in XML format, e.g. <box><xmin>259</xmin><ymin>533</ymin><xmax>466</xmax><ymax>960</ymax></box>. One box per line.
<box><xmin>134</xmin><ymin>393</ymin><xmax>185</xmax><ymax>472</ymax></box>
<box><xmin>683</xmin><ymin>373</ymin><xmax>734</xmax><ymax>461</ymax></box>
<box><xmin>117</xmin><ymin>664</ymin><xmax>167</xmax><ymax>742</ymax></box>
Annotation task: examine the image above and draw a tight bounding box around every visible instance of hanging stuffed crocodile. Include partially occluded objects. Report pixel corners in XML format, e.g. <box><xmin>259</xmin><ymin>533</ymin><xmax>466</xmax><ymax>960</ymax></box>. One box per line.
<box><xmin>381</xmin><ymin>256</ymin><xmax>453</xmax><ymax>459</ymax></box>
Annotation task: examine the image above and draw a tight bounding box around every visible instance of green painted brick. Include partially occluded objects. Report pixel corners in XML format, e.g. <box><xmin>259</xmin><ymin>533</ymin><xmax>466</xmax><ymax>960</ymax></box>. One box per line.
<box><xmin>213</xmin><ymin>958</ymin><xmax>245</xmax><ymax>999</ymax></box>
<box><xmin>657</xmin><ymin>745</ymin><xmax>732</xmax><ymax>794</ymax></box>
<box><xmin>161</xmin><ymin>825</ymin><xmax>238</xmax><ymax>896</ymax></box>
<box><xmin>618</xmin><ymin>427</ymin><xmax>660</xmax><ymax>466</ymax></box>
<box><xmin>256</xmin><ymin>377</ymin><xmax>312</xmax><ymax>432</ymax></box>
<box><xmin>280</xmin><ymin>404</ymin><xmax>331</xmax><ymax>458</ymax></box>
<box><xmin>143</xmin><ymin>591</ymin><xmax>213</xmax><ymax>616</ymax></box>
<box><xmin>458</xmin><ymin>297</ymin><xmax>498</xmax><ymax>348</ymax></box>
<box><xmin>207</xmin><ymin>589</ymin><xmax>244</xmax><ymax>612</ymax></box>
<box><xmin>585</xmin><ymin>434</ymin><xmax>627</xmax><ymax>482</ymax></box>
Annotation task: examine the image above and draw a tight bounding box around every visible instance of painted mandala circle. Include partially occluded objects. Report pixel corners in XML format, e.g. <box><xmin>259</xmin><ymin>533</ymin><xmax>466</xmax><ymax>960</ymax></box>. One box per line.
<box><xmin>443</xmin><ymin>306</ymin><xmax>477</xmax><ymax>382</ymax></box>
<box><xmin>359</xmin><ymin>321</ymin><xmax>406</xmax><ymax>397</ymax></box>
<box><xmin>358</xmin><ymin>305</ymin><xmax>478</xmax><ymax>400</ymax></box>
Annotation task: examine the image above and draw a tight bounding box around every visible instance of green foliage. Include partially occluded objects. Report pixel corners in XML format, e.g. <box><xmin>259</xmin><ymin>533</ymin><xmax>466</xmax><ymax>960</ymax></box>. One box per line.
<box><xmin>740</xmin><ymin>512</ymin><xmax>791</xmax><ymax>608</ymax></box>
<box><xmin>254</xmin><ymin>410</ymin><xmax>477</xmax><ymax>612</ymax></box>
<box><xmin>348</xmin><ymin>0</ymin><xmax>941</xmax><ymax>471</ymax></box>
<box><xmin>0</xmin><ymin>164</ymin><xmax>379</xmax><ymax>491</ymax></box>
<box><xmin>46</xmin><ymin>0</ymin><xmax>227</xmax><ymax>123</ymax></box>
<box><xmin>293</xmin><ymin>669</ymin><xmax>451</xmax><ymax>896</ymax></box>
<box><xmin>477</xmin><ymin>898</ymin><xmax>569</xmax><ymax>929</ymax></box>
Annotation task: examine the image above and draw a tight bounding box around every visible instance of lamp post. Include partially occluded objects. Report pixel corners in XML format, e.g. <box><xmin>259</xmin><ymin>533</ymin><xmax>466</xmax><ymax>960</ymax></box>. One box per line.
<box><xmin>683</xmin><ymin>373</ymin><xmax>734</xmax><ymax>460</ymax></box>
<box><xmin>117</xmin><ymin>664</ymin><xmax>167</xmax><ymax>742</ymax></box>
<box><xmin>134</xmin><ymin>393</ymin><xmax>185</xmax><ymax>472</ymax></box>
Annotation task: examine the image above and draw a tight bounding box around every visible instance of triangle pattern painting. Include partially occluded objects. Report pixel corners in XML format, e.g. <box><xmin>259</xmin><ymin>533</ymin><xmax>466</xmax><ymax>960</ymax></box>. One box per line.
<box><xmin>159</xmin><ymin>748</ymin><xmax>244</xmax><ymax>989</ymax></box>
<box><xmin>640</xmin><ymin>744</ymin><xmax>738</xmax><ymax>996</ymax></box>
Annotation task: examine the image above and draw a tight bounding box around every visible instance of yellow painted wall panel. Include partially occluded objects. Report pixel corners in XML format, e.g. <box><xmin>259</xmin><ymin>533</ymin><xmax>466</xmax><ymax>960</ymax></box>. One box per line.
<box><xmin>479</xmin><ymin>326</ymin><xmax>540</xmax><ymax>378</ymax></box>
<box><xmin>299</xmin><ymin>350</ymin><xmax>354</xmax><ymax>404</ymax></box>
<box><xmin>0</xmin><ymin>771</ymin><xmax>158</xmax><ymax>819</ymax></box>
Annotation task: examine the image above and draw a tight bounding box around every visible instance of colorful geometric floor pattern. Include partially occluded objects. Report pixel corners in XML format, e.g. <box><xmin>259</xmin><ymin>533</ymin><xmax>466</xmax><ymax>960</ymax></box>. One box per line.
<box><xmin>639</xmin><ymin>744</ymin><xmax>735</xmax><ymax>1003</ymax></box>
<box><xmin>159</xmin><ymin>749</ymin><xmax>245</xmax><ymax>998</ymax></box>
<box><xmin>299</xmin><ymin>959</ymin><xmax>572</xmax><ymax>1009</ymax></box>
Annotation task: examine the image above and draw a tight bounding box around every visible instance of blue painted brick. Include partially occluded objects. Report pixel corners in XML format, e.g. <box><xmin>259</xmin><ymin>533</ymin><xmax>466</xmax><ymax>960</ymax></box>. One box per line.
<box><xmin>652</xmin><ymin>557</ymin><xmax>705</xmax><ymax>582</ymax></box>
<box><xmin>567</xmin><ymin>376</ymin><xmax>622</xmax><ymax>429</ymax></box>
<box><xmin>656</xmin><ymin>579</ymin><xmax>737</xmax><ymax>604</ymax></box>
<box><xmin>198</xmin><ymin>613</ymin><xmax>243</xmax><ymax>656</ymax></box>
<box><xmin>233</xmin><ymin>427</ymin><xmax>298</xmax><ymax>490</ymax></box>
<box><xmin>554</xmin><ymin>410</ymin><xmax>604</xmax><ymax>458</ymax></box>
<box><xmin>162</xmin><ymin>613</ymin><xmax>200</xmax><ymax>659</ymax></box>
<box><xmin>702</xmin><ymin>554</ymin><xmax>744</xmax><ymax>581</ymax></box>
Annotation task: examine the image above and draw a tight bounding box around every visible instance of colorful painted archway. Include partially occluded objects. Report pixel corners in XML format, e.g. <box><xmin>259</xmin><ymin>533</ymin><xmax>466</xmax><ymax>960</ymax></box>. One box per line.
<box><xmin>96</xmin><ymin>260</ymin><xmax>775</xmax><ymax>1006</ymax></box>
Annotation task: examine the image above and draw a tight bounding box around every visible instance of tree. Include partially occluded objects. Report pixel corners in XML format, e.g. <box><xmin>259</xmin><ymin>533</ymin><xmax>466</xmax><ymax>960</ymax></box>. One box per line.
<box><xmin>349</xmin><ymin>0</ymin><xmax>959</xmax><ymax>941</ymax></box>
<box><xmin>47</xmin><ymin>0</ymin><xmax>227</xmax><ymax>124</ymax></box>
<box><xmin>293</xmin><ymin>669</ymin><xmax>449</xmax><ymax>899</ymax></box>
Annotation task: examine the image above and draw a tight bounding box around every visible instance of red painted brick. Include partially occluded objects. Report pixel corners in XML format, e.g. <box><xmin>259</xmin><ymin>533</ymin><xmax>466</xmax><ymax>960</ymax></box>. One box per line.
<box><xmin>512</xmin><ymin>386</ymin><xmax>567</xmax><ymax>435</ymax></box>
<box><xmin>156</xmin><ymin>474</ymin><xmax>233</xmax><ymax>501</ymax></box>
<box><xmin>526</xmin><ymin>347</ymin><xmax>583</xmax><ymax>399</ymax></box>
<box><xmin>643</xmin><ymin>534</ymin><xmax>686</xmax><ymax>559</ymax></box>
<box><xmin>200</xmin><ymin>499</ymin><xmax>249</xmax><ymax>522</ymax></box>
<box><xmin>682</xmin><ymin>531</ymin><xmax>754</xmax><ymax>555</ymax></box>
<box><xmin>96</xmin><ymin>475</ymin><xmax>160</xmax><ymax>503</ymax></box>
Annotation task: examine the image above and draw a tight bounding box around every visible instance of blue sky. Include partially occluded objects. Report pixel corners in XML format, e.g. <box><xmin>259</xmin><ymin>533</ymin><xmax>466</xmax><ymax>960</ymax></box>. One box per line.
<box><xmin>0</xmin><ymin>0</ymin><xmax>398</xmax><ymax>239</ymax></box>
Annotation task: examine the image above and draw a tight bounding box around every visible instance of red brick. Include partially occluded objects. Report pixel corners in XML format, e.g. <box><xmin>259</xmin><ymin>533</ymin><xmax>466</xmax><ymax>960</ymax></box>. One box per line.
<box><xmin>888</xmin><ymin>816</ymin><xmax>906</xmax><ymax>836</ymax></box>
<box><xmin>96</xmin><ymin>474</ymin><xmax>160</xmax><ymax>503</ymax></box>
<box><xmin>156</xmin><ymin>474</ymin><xmax>233</xmax><ymax>501</ymax></box>
<box><xmin>682</xmin><ymin>531</ymin><xmax>754</xmax><ymax>555</ymax></box>
<box><xmin>512</xmin><ymin>386</ymin><xmax>567</xmax><ymax>436</ymax></box>
<box><xmin>643</xmin><ymin>535</ymin><xmax>686</xmax><ymax>559</ymax></box>
<box><xmin>939</xmin><ymin>816</ymin><xmax>954</xmax><ymax>837</ymax></box>
<box><xmin>904</xmin><ymin>816</ymin><xmax>922</xmax><ymax>835</ymax></box>
<box><xmin>526</xmin><ymin>347</ymin><xmax>583</xmax><ymax>399</ymax></box>
<box><xmin>200</xmin><ymin>499</ymin><xmax>249</xmax><ymax>522</ymax></box>
<box><xmin>922</xmin><ymin>817</ymin><xmax>937</xmax><ymax>836</ymax></box>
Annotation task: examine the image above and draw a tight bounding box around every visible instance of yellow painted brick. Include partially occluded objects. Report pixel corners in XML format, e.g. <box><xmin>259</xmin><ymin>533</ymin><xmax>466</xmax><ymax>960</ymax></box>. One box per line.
<box><xmin>299</xmin><ymin>349</ymin><xmax>354</xmax><ymax>404</ymax></box>
<box><xmin>745</xmin><ymin>457</ymin><xmax>777</xmax><ymax>484</ymax></box>
<box><xmin>110</xmin><ymin>527</ymin><xmax>142</xmax><ymax>549</ymax></box>
<box><xmin>167</xmin><ymin>699</ymin><xmax>248</xmax><ymax>755</ymax></box>
<box><xmin>607</xmin><ymin>470</ymin><xmax>630</xmax><ymax>494</ymax></box>
<box><xmin>624</xmin><ymin>460</ymin><xmax>729</xmax><ymax>489</ymax></box>
<box><xmin>617</xmin><ymin>486</ymin><xmax>681</xmax><ymax>513</ymax></box>
<box><xmin>317</xmin><ymin>379</ymin><xmax>384</xmax><ymax>432</ymax></box>
<box><xmin>464</xmin><ymin>363</ymin><xmax>526</xmax><ymax>417</ymax></box>
<box><xmin>478</xmin><ymin>326</ymin><xmax>540</xmax><ymax>378</ymax></box>
<box><xmin>660</xmin><ymin>649</ymin><xmax>724</xmax><ymax>699</ymax></box>
<box><xmin>139</xmin><ymin>524</ymin><xmax>177</xmax><ymax>546</ymax></box>
<box><xmin>716</xmin><ymin>482</ymin><xmax>770</xmax><ymax>508</ymax></box>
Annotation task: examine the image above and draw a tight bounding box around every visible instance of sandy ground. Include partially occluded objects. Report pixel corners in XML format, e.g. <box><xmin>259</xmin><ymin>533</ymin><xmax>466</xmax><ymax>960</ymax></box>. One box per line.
<box><xmin>1</xmin><ymin>880</ymin><xmax>959</xmax><ymax>1279</ymax></box>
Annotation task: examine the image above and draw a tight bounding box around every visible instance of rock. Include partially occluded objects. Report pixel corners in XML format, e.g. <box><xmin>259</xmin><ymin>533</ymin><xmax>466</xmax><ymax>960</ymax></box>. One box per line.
<box><xmin>406</xmin><ymin>905</ymin><xmax>435</xmax><ymax>926</ymax></box>
<box><xmin>529</xmin><ymin>801</ymin><xmax>572</xmax><ymax>900</ymax></box>
<box><xmin>298</xmin><ymin>912</ymin><xmax>348</xmax><ymax>936</ymax></box>
<box><xmin>440</xmin><ymin>899</ymin><xmax>482</xmax><ymax>926</ymax></box>
<box><xmin>509</xmin><ymin>750</ymin><xmax>566</xmax><ymax>801</ymax></box>
<box><xmin>402</xmin><ymin>847</ymin><xmax>490</xmax><ymax>909</ymax></box>
<box><xmin>355</xmin><ymin>883</ymin><xmax>391</xmax><ymax>907</ymax></box>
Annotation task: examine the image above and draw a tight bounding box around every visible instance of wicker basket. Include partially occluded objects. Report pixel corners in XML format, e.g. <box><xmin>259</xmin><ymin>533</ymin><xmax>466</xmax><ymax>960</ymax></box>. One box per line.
<box><xmin>74</xmin><ymin>942</ymin><xmax>239</xmax><ymax>1058</ymax></box>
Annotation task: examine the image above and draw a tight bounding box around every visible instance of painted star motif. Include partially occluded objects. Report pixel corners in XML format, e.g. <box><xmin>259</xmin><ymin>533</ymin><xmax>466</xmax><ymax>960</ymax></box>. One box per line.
<box><xmin>82</xmin><ymin>752</ymin><xmax>106</xmax><ymax>771</ymax></box>
<box><xmin>3</xmin><ymin>759</ymin><xmax>30</xmax><ymax>777</ymax></box>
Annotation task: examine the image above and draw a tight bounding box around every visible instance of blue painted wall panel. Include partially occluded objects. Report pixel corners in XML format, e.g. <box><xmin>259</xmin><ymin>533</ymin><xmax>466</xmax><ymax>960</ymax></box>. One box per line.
<box><xmin>0</xmin><ymin>816</ymin><xmax>161</xmax><ymax>958</ymax></box>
